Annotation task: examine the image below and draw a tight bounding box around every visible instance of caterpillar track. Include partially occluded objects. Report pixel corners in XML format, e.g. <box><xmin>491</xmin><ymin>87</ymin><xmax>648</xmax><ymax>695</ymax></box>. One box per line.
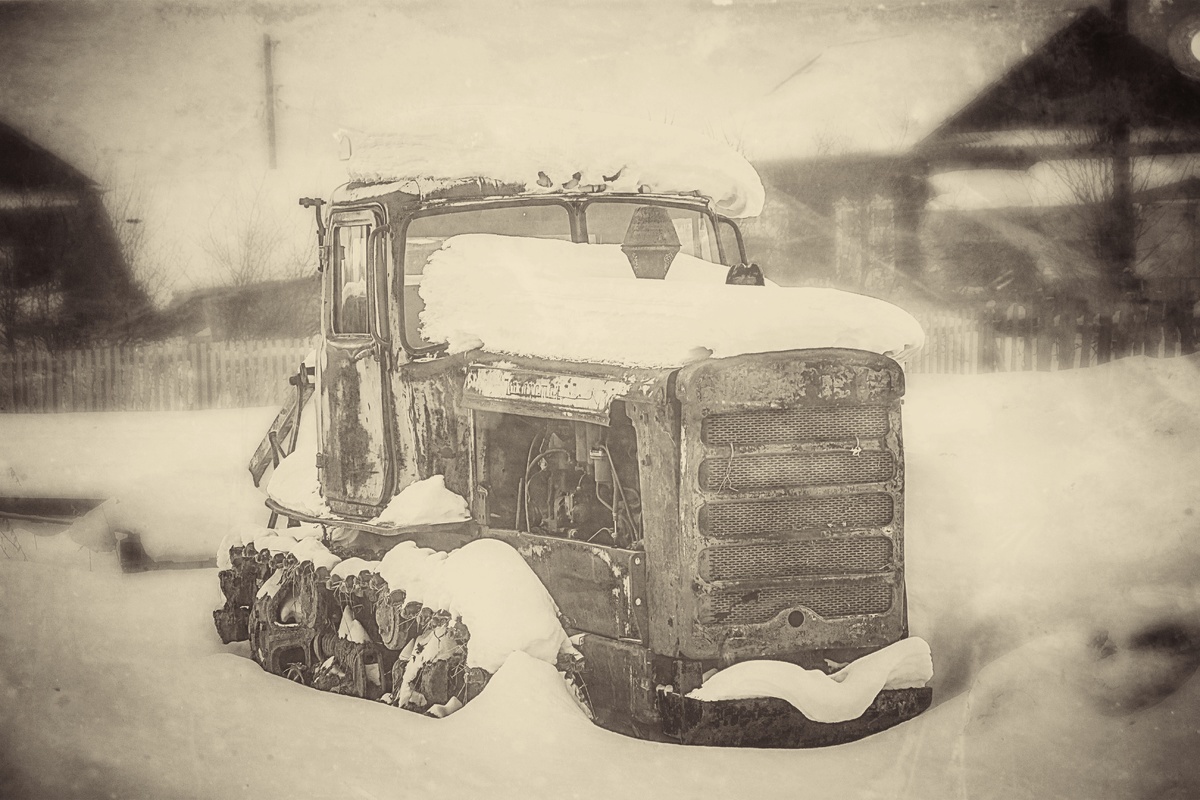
<box><xmin>213</xmin><ymin>536</ymin><xmax>580</xmax><ymax>716</ymax></box>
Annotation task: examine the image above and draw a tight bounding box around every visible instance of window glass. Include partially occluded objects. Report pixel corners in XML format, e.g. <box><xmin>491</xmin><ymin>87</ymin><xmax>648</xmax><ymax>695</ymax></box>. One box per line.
<box><xmin>584</xmin><ymin>202</ymin><xmax>718</xmax><ymax>263</ymax></box>
<box><xmin>402</xmin><ymin>204</ymin><xmax>572</xmax><ymax>348</ymax></box>
<box><xmin>333</xmin><ymin>224</ymin><xmax>371</xmax><ymax>335</ymax></box>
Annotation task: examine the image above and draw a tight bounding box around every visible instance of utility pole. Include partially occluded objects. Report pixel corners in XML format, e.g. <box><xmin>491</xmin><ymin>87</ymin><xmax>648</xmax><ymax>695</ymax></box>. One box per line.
<box><xmin>263</xmin><ymin>33</ymin><xmax>277</xmax><ymax>169</ymax></box>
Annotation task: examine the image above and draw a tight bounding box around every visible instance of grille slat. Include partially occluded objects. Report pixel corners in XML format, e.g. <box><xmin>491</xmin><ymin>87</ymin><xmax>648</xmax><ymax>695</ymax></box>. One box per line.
<box><xmin>703</xmin><ymin>494</ymin><xmax>893</xmax><ymax>537</ymax></box>
<box><xmin>700</xmin><ymin>451</ymin><xmax>894</xmax><ymax>492</ymax></box>
<box><xmin>703</xmin><ymin>537</ymin><xmax>892</xmax><ymax>582</ymax></box>
<box><xmin>707</xmin><ymin>581</ymin><xmax>894</xmax><ymax>624</ymax></box>
<box><xmin>704</xmin><ymin>406</ymin><xmax>889</xmax><ymax>446</ymax></box>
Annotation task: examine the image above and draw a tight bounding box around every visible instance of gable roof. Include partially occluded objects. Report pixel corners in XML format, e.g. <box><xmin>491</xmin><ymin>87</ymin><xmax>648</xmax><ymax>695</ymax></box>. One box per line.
<box><xmin>914</xmin><ymin>7</ymin><xmax>1200</xmax><ymax>170</ymax></box>
<box><xmin>0</xmin><ymin>119</ymin><xmax>93</xmax><ymax>191</ymax></box>
<box><xmin>929</xmin><ymin>7</ymin><xmax>1200</xmax><ymax>136</ymax></box>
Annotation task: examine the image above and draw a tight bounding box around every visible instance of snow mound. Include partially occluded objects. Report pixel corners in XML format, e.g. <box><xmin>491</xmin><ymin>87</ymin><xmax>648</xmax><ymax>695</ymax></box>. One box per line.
<box><xmin>343</xmin><ymin>106</ymin><xmax>765</xmax><ymax>218</ymax></box>
<box><xmin>67</xmin><ymin>471</ymin><xmax>268</xmax><ymax>564</ymax></box>
<box><xmin>419</xmin><ymin>234</ymin><xmax>925</xmax><ymax>367</ymax></box>
<box><xmin>372</xmin><ymin>475</ymin><xmax>471</xmax><ymax>528</ymax></box>
<box><xmin>443</xmin><ymin>650</ymin><xmax>595</xmax><ymax>733</ymax></box>
<box><xmin>687</xmin><ymin>637</ymin><xmax>933</xmax><ymax>723</ymax></box>
<box><xmin>331</xmin><ymin>557</ymin><xmax>380</xmax><ymax>579</ymax></box>
<box><xmin>378</xmin><ymin>538</ymin><xmax>572</xmax><ymax>672</ymax></box>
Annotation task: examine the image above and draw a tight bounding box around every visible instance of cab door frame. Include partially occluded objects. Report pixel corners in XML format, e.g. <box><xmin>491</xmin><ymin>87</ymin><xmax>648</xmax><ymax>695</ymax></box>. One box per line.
<box><xmin>318</xmin><ymin>203</ymin><xmax>396</xmax><ymax>516</ymax></box>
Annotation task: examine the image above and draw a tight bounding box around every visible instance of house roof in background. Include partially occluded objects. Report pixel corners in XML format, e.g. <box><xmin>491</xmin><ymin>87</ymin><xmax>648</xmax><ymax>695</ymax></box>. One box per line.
<box><xmin>924</xmin><ymin>7</ymin><xmax>1200</xmax><ymax>140</ymax></box>
<box><xmin>0</xmin><ymin>118</ymin><xmax>94</xmax><ymax>191</ymax></box>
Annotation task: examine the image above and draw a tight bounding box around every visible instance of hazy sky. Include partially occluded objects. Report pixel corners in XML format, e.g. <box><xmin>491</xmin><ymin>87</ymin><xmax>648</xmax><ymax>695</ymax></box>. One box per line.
<box><xmin>0</xmin><ymin>0</ymin><xmax>1096</xmax><ymax>295</ymax></box>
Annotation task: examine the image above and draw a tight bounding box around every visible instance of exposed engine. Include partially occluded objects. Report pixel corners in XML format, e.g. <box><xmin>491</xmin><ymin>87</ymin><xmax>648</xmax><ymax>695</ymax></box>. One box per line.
<box><xmin>474</xmin><ymin>401</ymin><xmax>643</xmax><ymax>549</ymax></box>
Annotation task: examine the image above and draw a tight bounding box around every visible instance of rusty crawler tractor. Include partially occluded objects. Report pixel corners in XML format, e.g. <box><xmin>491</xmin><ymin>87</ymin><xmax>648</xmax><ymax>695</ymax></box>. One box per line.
<box><xmin>214</xmin><ymin>179</ymin><xmax>932</xmax><ymax>747</ymax></box>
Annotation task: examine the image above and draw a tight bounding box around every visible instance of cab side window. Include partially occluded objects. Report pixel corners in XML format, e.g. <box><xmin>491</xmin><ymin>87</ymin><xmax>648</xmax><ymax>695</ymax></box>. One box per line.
<box><xmin>332</xmin><ymin>224</ymin><xmax>371</xmax><ymax>335</ymax></box>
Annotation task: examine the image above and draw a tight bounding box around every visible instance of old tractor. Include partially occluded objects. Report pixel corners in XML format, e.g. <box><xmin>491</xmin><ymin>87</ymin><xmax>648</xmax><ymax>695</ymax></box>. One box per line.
<box><xmin>214</xmin><ymin>144</ymin><xmax>931</xmax><ymax>746</ymax></box>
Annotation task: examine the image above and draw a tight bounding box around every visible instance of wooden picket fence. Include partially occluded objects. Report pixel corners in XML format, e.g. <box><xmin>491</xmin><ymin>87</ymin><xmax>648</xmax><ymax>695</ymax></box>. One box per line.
<box><xmin>909</xmin><ymin>303</ymin><xmax>1200</xmax><ymax>374</ymax></box>
<box><xmin>0</xmin><ymin>338</ymin><xmax>315</xmax><ymax>413</ymax></box>
<box><xmin>2</xmin><ymin>303</ymin><xmax>1198</xmax><ymax>412</ymax></box>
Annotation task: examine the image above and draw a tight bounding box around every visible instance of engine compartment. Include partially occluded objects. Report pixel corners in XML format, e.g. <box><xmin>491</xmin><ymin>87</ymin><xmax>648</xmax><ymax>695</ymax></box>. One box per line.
<box><xmin>474</xmin><ymin>401</ymin><xmax>643</xmax><ymax>549</ymax></box>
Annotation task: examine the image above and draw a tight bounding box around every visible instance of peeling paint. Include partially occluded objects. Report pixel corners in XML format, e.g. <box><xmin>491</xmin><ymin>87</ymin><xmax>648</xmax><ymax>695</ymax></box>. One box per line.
<box><xmin>463</xmin><ymin>364</ymin><xmax>635</xmax><ymax>422</ymax></box>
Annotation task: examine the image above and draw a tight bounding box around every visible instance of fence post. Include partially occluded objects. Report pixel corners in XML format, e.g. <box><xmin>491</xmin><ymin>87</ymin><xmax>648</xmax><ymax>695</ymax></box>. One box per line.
<box><xmin>1</xmin><ymin>351</ymin><xmax>10</xmax><ymax>412</ymax></box>
<box><xmin>1096</xmin><ymin>314</ymin><xmax>1113</xmax><ymax>364</ymax></box>
<box><xmin>978</xmin><ymin>309</ymin><xmax>995</xmax><ymax>373</ymax></box>
<box><xmin>44</xmin><ymin>347</ymin><xmax>55</xmax><ymax>412</ymax></box>
<box><xmin>1036</xmin><ymin>308</ymin><xmax>1053</xmax><ymax>372</ymax></box>
<box><xmin>117</xmin><ymin>343</ymin><xmax>129</xmax><ymax>410</ymax></box>
<box><xmin>32</xmin><ymin>347</ymin><xmax>44</xmax><ymax>412</ymax></box>
<box><xmin>1148</xmin><ymin>303</ymin><xmax>1165</xmax><ymax>358</ymax></box>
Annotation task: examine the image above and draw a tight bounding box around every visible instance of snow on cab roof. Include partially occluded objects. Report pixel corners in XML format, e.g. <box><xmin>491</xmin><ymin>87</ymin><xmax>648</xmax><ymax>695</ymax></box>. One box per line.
<box><xmin>340</xmin><ymin>107</ymin><xmax>766</xmax><ymax>219</ymax></box>
<box><xmin>419</xmin><ymin>234</ymin><xmax>925</xmax><ymax>368</ymax></box>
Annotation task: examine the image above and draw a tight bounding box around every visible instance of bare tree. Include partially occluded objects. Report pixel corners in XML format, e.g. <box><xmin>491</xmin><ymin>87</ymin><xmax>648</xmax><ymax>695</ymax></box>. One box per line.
<box><xmin>203</xmin><ymin>179</ymin><xmax>311</xmax><ymax>288</ymax></box>
<box><xmin>1042</xmin><ymin>128</ymin><xmax>1198</xmax><ymax>305</ymax></box>
<box><xmin>99</xmin><ymin>177</ymin><xmax>179</xmax><ymax>310</ymax></box>
<box><xmin>199</xmin><ymin>178</ymin><xmax>318</xmax><ymax>339</ymax></box>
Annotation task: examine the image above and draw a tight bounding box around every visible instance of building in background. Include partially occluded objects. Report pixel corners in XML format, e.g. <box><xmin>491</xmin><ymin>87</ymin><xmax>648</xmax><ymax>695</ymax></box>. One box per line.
<box><xmin>759</xmin><ymin>1</ymin><xmax>1200</xmax><ymax>315</ymax></box>
<box><xmin>0</xmin><ymin>119</ymin><xmax>152</xmax><ymax>348</ymax></box>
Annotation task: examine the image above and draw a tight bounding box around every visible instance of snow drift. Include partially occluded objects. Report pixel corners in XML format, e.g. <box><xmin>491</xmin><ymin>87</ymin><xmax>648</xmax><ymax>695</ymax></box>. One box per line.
<box><xmin>377</xmin><ymin>539</ymin><xmax>574</xmax><ymax>673</ymax></box>
<box><xmin>688</xmin><ymin>637</ymin><xmax>933</xmax><ymax>723</ymax></box>
<box><xmin>419</xmin><ymin>234</ymin><xmax>925</xmax><ymax>367</ymax></box>
<box><xmin>373</xmin><ymin>475</ymin><xmax>471</xmax><ymax>528</ymax></box>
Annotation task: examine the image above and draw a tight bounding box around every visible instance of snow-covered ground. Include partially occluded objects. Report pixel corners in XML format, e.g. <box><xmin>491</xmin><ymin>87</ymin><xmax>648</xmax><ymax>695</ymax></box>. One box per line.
<box><xmin>0</xmin><ymin>407</ymin><xmax>279</xmax><ymax>561</ymax></box>
<box><xmin>1</xmin><ymin>355</ymin><xmax>1199</xmax><ymax>799</ymax></box>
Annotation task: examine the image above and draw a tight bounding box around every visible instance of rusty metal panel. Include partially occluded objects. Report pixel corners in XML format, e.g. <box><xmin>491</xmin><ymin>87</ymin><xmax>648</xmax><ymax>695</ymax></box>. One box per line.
<box><xmin>677</xmin><ymin>349</ymin><xmax>905</xmax><ymax>410</ymax></box>
<box><xmin>462</xmin><ymin>363</ymin><xmax>637</xmax><ymax>425</ymax></box>
<box><xmin>658</xmin><ymin>685</ymin><xmax>932</xmax><ymax>748</ymax></box>
<box><xmin>321</xmin><ymin>349</ymin><xmax>392</xmax><ymax>514</ymax></box>
<box><xmin>575</xmin><ymin>634</ymin><xmax>659</xmax><ymax>728</ymax></box>
<box><xmin>484</xmin><ymin>529</ymin><xmax>647</xmax><ymax>642</ymax></box>
<box><xmin>672</xmin><ymin>349</ymin><xmax>909</xmax><ymax>663</ymax></box>
<box><xmin>624</xmin><ymin>396</ymin><xmax>687</xmax><ymax>657</ymax></box>
<box><xmin>390</xmin><ymin>353</ymin><xmax>473</xmax><ymax>500</ymax></box>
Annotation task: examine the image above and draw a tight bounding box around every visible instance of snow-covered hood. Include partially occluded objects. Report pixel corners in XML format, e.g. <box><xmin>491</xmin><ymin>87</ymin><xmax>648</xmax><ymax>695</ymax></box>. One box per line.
<box><xmin>419</xmin><ymin>234</ymin><xmax>925</xmax><ymax>369</ymax></box>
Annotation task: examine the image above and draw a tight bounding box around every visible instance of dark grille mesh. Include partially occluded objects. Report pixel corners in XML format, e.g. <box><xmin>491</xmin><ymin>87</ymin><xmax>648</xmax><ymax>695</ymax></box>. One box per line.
<box><xmin>699</xmin><ymin>451</ymin><xmax>894</xmax><ymax>492</ymax></box>
<box><xmin>704</xmin><ymin>405</ymin><xmax>889</xmax><ymax>446</ymax></box>
<box><xmin>707</xmin><ymin>581</ymin><xmax>894</xmax><ymax>624</ymax></box>
<box><xmin>703</xmin><ymin>494</ymin><xmax>893</xmax><ymax>537</ymax></box>
<box><xmin>703</xmin><ymin>537</ymin><xmax>892</xmax><ymax>581</ymax></box>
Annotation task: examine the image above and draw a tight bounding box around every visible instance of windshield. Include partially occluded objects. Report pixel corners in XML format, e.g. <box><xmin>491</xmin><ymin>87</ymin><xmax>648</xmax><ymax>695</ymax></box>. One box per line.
<box><xmin>584</xmin><ymin>200</ymin><xmax>719</xmax><ymax>263</ymax></box>
<box><xmin>402</xmin><ymin>203</ymin><xmax>573</xmax><ymax>347</ymax></box>
<box><xmin>399</xmin><ymin>198</ymin><xmax>730</xmax><ymax>352</ymax></box>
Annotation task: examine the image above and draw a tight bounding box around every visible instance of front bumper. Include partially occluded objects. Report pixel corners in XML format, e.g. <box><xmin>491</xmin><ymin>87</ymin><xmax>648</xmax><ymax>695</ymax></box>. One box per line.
<box><xmin>657</xmin><ymin>685</ymin><xmax>933</xmax><ymax>748</ymax></box>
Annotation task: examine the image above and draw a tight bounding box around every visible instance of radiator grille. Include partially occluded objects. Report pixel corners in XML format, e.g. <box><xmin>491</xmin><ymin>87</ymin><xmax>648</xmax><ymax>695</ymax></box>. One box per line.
<box><xmin>704</xmin><ymin>405</ymin><xmax>889</xmax><ymax>446</ymax></box>
<box><xmin>706</xmin><ymin>581</ymin><xmax>894</xmax><ymax>624</ymax></box>
<box><xmin>702</xmin><ymin>494</ymin><xmax>893</xmax><ymax>537</ymax></box>
<box><xmin>700</xmin><ymin>451</ymin><xmax>894</xmax><ymax>492</ymax></box>
<box><xmin>703</xmin><ymin>537</ymin><xmax>892</xmax><ymax>582</ymax></box>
